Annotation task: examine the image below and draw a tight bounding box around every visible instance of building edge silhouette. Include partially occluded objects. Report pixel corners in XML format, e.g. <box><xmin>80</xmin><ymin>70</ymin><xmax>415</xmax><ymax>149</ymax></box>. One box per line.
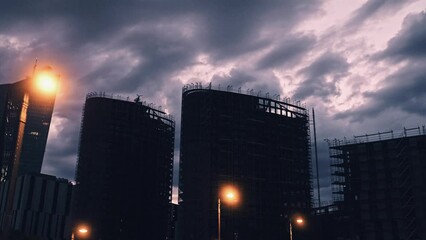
<box><xmin>72</xmin><ymin>92</ymin><xmax>175</xmax><ymax>240</ymax></box>
<box><xmin>178</xmin><ymin>84</ymin><xmax>313</xmax><ymax>240</ymax></box>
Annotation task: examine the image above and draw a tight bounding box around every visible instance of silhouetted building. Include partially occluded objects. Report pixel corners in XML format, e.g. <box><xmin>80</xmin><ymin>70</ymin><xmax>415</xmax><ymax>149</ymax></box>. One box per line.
<box><xmin>310</xmin><ymin>204</ymin><xmax>353</xmax><ymax>240</ymax></box>
<box><xmin>328</xmin><ymin>126</ymin><xmax>426</xmax><ymax>240</ymax></box>
<box><xmin>179</xmin><ymin>85</ymin><xmax>312</xmax><ymax>240</ymax></box>
<box><xmin>73</xmin><ymin>92</ymin><xmax>175</xmax><ymax>240</ymax></box>
<box><xmin>0</xmin><ymin>173</ymin><xmax>73</xmax><ymax>240</ymax></box>
<box><xmin>0</xmin><ymin>74</ymin><xmax>57</xmax><ymax>235</ymax></box>
<box><xmin>0</xmin><ymin>77</ymin><xmax>56</xmax><ymax>181</ymax></box>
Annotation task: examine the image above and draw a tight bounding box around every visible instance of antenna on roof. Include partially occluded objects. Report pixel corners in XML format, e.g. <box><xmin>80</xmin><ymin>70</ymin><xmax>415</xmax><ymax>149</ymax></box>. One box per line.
<box><xmin>134</xmin><ymin>94</ymin><xmax>142</xmax><ymax>103</ymax></box>
<box><xmin>32</xmin><ymin>58</ymin><xmax>38</xmax><ymax>78</ymax></box>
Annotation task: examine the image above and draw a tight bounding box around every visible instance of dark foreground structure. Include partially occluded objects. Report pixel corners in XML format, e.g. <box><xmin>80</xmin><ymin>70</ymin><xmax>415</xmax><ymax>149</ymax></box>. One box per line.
<box><xmin>178</xmin><ymin>85</ymin><xmax>312</xmax><ymax>240</ymax></box>
<box><xmin>0</xmin><ymin>173</ymin><xmax>73</xmax><ymax>240</ymax></box>
<box><xmin>72</xmin><ymin>92</ymin><xmax>175</xmax><ymax>240</ymax></box>
<box><xmin>328</xmin><ymin>127</ymin><xmax>426</xmax><ymax>240</ymax></box>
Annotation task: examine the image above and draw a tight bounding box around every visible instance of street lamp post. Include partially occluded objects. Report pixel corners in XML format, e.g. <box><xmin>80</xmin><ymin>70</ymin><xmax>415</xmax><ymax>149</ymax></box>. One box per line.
<box><xmin>218</xmin><ymin>197</ymin><xmax>221</xmax><ymax>240</ymax></box>
<box><xmin>71</xmin><ymin>225</ymin><xmax>90</xmax><ymax>240</ymax></box>
<box><xmin>218</xmin><ymin>185</ymin><xmax>240</xmax><ymax>240</ymax></box>
<box><xmin>289</xmin><ymin>217</ymin><xmax>304</xmax><ymax>240</ymax></box>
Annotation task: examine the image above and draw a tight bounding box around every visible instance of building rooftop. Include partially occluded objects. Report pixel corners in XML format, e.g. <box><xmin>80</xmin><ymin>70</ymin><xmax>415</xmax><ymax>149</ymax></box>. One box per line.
<box><xmin>182</xmin><ymin>82</ymin><xmax>308</xmax><ymax>117</ymax></box>
<box><xmin>326</xmin><ymin>125</ymin><xmax>426</xmax><ymax>148</ymax></box>
<box><xmin>86</xmin><ymin>91</ymin><xmax>174</xmax><ymax>123</ymax></box>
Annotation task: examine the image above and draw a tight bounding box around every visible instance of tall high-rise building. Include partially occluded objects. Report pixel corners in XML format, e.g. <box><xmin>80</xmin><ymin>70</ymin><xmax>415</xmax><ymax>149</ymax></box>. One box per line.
<box><xmin>328</xmin><ymin>127</ymin><xmax>426</xmax><ymax>240</ymax></box>
<box><xmin>73</xmin><ymin>92</ymin><xmax>175</xmax><ymax>240</ymax></box>
<box><xmin>0</xmin><ymin>76</ymin><xmax>56</xmax><ymax>182</ymax></box>
<box><xmin>0</xmin><ymin>70</ymin><xmax>58</xmax><ymax>235</ymax></box>
<box><xmin>178</xmin><ymin>85</ymin><xmax>312</xmax><ymax>240</ymax></box>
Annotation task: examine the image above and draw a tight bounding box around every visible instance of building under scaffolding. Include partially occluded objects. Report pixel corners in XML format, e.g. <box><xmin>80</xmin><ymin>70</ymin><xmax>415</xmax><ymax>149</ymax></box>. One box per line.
<box><xmin>72</xmin><ymin>92</ymin><xmax>175</xmax><ymax>240</ymax></box>
<box><xmin>178</xmin><ymin>84</ymin><xmax>312</xmax><ymax>240</ymax></box>
<box><xmin>328</xmin><ymin>126</ymin><xmax>426</xmax><ymax>240</ymax></box>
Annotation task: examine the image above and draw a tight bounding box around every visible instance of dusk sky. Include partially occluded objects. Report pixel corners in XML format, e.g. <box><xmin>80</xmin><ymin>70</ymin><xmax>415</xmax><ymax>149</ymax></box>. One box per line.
<box><xmin>1</xmin><ymin>0</ymin><xmax>425</xmax><ymax>204</ymax></box>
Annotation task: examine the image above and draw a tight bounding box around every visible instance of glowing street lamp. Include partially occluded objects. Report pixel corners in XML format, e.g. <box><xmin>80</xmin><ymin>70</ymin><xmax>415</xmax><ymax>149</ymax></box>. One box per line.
<box><xmin>218</xmin><ymin>185</ymin><xmax>240</xmax><ymax>240</ymax></box>
<box><xmin>71</xmin><ymin>225</ymin><xmax>90</xmax><ymax>240</ymax></box>
<box><xmin>289</xmin><ymin>216</ymin><xmax>304</xmax><ymax>240</ymax></box>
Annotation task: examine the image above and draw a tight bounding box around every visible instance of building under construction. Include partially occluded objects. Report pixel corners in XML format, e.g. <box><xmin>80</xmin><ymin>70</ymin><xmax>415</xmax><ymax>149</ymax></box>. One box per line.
<box><xmin>328</xmin><ymin>126</ymin><xmax>426</xmax><ymax>240</ymax></box>
<box><xmin>178</xmin><ymin>84</ymin><xmax>312</xmax><ymax>240</ymax></box>
<box><xmin>72</xmin><ymin>92</ymin><xmax>175</xmax><ymax>240</ymax></box>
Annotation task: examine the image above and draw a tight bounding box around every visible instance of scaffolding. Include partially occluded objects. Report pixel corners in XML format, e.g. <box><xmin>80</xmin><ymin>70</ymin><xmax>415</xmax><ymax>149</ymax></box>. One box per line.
<box><xmin>327</xmin><ymin>126</ymin><xmax>426</xmax><ymax>203</ymax></box>
<box><xmin>179</xmin><ymin>86</ymin><xmax>313</xmax><ymax>239</ymax></box>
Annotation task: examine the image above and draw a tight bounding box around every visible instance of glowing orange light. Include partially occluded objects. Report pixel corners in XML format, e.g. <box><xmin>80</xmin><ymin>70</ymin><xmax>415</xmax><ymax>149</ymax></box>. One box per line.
<box><xmin>296</xmin><ymin>218</ymin><xmax>304</xmax><ymax>224</ymax></box>
<box><xmin>36</xmin><ymin>72</ymin><xmax>58</xmax><ymax>93</ymax></box>
<box><xmin>226</xmin><ymin>192</ymin><xmax>235</xmax><ymax>199</ymax></box>
<box><xmin>75</xmin><ymin>224</ymin><xmax>90</xmax><ymax>238</ymax></box>
<box><xmin>220</xmin><ymin>185</ymin><xmax>240</xmax><ymax>205</ymax></box>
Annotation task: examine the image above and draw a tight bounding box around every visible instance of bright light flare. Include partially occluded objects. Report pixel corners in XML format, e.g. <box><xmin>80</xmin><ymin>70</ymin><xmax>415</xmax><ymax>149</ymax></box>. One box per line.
<box><xmin>220</xmin><ymin>185</ymin><xmax>240</xmax><ymax>205</ymax></box>
<box><xmin>35</xmin><ymin>72</ymin><xmax>58</xmax><ymax>93</ymax></box>
<box><xmin>226</xmin><ymin>192</ymin><xmax>235</xmax><ymax>199</ymax></box>
<box><xmin>75</xmin><ymin>224</ymin><xmax>90</xmax><ymax>238</ymax></box>
<box><xmin>292</xmin><ymin>216</ymin><xmax>305</xmax><ymax>227</ymax></box>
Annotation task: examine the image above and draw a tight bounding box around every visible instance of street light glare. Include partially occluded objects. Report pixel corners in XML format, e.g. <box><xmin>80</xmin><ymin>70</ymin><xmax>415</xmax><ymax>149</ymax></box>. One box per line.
<box><xmin>78</xmin><ymin>228</ymin><xmax>88</xmax><ymax>233</ymax></box>
<box><xmin>296</xmin><ymin>218</ymin><xmax>304</xmax><ymax>224</ymax></box>
<box><xmin>226</xmin><ymin>192</ymin><xmax>235</xmax><ymax>199</ymax></box>
<box><xmin>220</xmin><ymin>185</ymin><xmax>240</xmax><ymax>205</ymax></box>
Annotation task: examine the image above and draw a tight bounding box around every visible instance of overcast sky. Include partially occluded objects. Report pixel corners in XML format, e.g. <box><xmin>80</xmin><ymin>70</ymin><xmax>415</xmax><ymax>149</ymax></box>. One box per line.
<box><xmin>1</xmin><ymin>0</ymin><xmax>425</xmax><ymax>205</ymax></box>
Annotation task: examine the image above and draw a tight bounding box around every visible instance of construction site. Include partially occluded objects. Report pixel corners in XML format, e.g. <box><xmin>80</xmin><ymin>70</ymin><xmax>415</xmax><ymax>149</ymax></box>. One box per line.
<box><xmin>327</xmin><ymin>126</ymin><xmax>426</xmax><ymax>240</ymax></box>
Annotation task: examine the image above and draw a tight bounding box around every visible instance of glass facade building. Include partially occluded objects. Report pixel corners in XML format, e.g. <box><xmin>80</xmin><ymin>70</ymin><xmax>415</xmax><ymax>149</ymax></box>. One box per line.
<box><xmin>0</xmin><ymin>78</ymin><xmax>56</xmax><ymax>181</ymax></box>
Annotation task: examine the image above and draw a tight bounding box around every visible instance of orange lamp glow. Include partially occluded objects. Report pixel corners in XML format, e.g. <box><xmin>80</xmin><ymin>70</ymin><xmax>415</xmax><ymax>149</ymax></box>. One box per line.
<box><xmin>35</xmin><ymin>71</ymin><xmax>58</xmax><ymax>93</ymax></box>
<box><xmin>220</xmin><ymin>185</ymin><xmax>240</xmax><ymax>205</ymax></box>
<box><xmin>75</xmin><ymin>224</ymin><xmax>90</xmax><ymax>238</ymax></box>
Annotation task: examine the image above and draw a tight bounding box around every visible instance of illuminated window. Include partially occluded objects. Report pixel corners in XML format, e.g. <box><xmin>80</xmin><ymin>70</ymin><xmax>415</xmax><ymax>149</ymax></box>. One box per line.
<box><xmin>29</xmin><ymin>132</ymin><xmax>39</xmax><ymax>136</ymax></box>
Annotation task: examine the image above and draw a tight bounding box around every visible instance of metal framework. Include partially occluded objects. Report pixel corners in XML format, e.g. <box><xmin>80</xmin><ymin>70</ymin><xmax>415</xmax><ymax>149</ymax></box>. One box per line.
<box><xmin>179</xmin><ymin>84</ymin><xmax>313</xmax><ymax>240</ymax></box>
<box><xmin>326</xmin><ymin>126</ymin><xmax>426</xmax><ymax>240</ymax></box>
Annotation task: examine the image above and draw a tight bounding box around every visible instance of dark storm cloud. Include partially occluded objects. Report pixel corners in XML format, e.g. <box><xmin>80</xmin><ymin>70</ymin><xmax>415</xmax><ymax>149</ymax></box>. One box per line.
<box><xmin>376</xmin><ymin>11</ymin><xmax>426</xmax><ymax>61</ymax></box>
<box><xmin>211</xmin><ymin>68</ymin><xmax>282</xmax><ymax>97</ymax></box>
<box><xmin>257</xmin><ymin>34</ymin><xmax>316</xmax><ymax>69</ymax></box>
<box><xmin>346</xmin><ymin>0</ymin><xmax>416</xmax><ymax>28</ymax></box>
<box><xmin>335</xmin><ymin>63</ymin><xmax>426</xmax><ymax>121</ymax></box>
<box><xmin>336</xmin><ymin>11</ymin><xmax>426</xmax><ymax>122</ymax></box>
<box><xmin>293</xmin><ymin>52</ymin><xmax>349</xmax><ymax>100</ymax></box>
<box><xmin>0</xmin><ymin>0</ymin><xmax>325</xmax><ymax>194</ymax></box>
<box><xmin>194</xmin><ymin>0</ymin><xmax>321</xmax><ymax>60</ymax></box>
